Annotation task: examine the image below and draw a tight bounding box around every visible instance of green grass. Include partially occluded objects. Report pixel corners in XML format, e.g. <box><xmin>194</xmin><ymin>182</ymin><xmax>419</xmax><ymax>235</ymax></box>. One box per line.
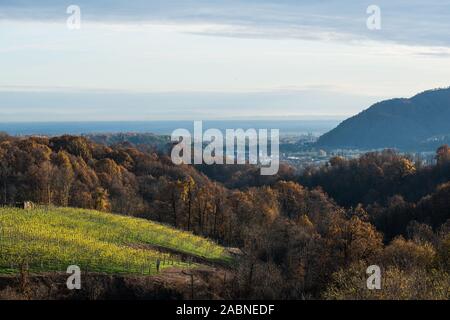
<box><xmin>0</xmin><ymin>207</ymin><xmax>231</xmax><ymax>275</ymax></box>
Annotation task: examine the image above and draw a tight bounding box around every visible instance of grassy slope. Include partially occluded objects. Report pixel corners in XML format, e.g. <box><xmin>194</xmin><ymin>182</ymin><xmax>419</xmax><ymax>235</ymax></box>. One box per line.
<box><xmin>0</xmin><ymin>207</ymin><xmax>230</xmax><ymax>275</ymax></box>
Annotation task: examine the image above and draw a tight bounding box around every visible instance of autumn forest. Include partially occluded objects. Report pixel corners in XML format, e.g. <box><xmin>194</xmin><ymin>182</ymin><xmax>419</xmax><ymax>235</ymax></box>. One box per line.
<box><xmin>0</xmin><ymin>133</ymin><xmax>448</xmax><ymax>299</ymax></box>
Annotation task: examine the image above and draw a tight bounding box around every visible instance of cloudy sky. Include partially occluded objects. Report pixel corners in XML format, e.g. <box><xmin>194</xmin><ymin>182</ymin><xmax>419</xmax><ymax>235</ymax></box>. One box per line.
<box><xmin>0</xmin><ymin>0</ymin><xmax>449</xmax><ymax>121</ymax></box>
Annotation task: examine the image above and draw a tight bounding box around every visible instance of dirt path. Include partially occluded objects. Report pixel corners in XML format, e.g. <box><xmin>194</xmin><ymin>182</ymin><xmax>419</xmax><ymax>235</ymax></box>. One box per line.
<box><xmin>127</xmin><ymin>243</ymin><xmax>236</xmax><ymax>269</ymax></box>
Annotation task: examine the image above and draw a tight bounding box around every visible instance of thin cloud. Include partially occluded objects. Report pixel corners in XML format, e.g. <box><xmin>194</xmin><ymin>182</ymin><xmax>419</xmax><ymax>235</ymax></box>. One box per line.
<box><xmin>0</xmin><ymin>0</ymin><xmax>449</xmax><ymax>47</ymax></box>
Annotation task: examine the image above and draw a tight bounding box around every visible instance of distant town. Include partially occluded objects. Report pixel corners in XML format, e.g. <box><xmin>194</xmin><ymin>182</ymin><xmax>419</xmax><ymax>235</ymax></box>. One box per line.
<box><xmin>279</xmin><ymin>134</ymin><xmax>438</xmax><ymax>171</ymax></box>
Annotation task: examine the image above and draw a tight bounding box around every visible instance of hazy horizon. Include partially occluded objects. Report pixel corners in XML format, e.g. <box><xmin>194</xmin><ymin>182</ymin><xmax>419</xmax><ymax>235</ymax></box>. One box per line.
<box><xmin>0</xmin><ymin>119</ymin><xmax>342</xmax><ymax>136</ymax></box>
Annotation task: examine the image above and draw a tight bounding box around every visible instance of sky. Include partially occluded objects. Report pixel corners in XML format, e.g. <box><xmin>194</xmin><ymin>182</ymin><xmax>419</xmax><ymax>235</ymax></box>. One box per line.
<box><xmin>0</xmin><ymin>0</ymin><xmax>449</xmax><ymax>121</ymax></box>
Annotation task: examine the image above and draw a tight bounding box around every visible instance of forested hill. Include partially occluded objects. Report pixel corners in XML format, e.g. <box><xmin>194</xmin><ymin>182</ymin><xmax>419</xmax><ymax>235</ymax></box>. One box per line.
<box><xmin>0</xmin><ymin>134</ymin><xmax>449</xmax><ymax>299</ymax></box>
<box><xmin>317</xmin><ymin>87</ymin><xmax>450</xmax><ymax>150</ymax></box>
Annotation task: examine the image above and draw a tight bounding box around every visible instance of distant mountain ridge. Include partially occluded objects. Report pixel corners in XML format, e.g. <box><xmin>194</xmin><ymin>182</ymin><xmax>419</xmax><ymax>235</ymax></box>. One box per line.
<box><xmin>317</xmin><ymin>87</ymin><xmax>450</xmax><ymax>150</ymax></box>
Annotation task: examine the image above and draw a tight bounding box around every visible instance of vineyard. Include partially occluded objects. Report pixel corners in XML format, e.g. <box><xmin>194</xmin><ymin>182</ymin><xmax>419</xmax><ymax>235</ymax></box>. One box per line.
<box><xmin>0</xmin><ymin>207</ymin><xmax>231</xmax><ymax>275</ymax></box>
